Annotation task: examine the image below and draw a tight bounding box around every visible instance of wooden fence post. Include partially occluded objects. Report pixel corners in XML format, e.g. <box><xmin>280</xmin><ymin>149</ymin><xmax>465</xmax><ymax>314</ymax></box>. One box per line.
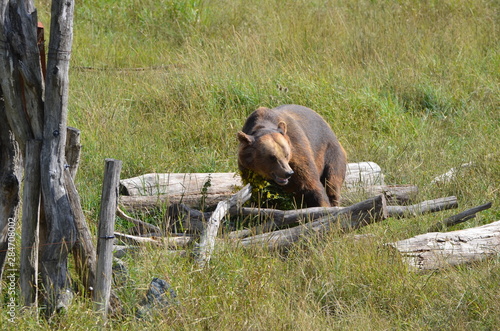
<box><xmin>94</xmin><ymin>159</ymin><xmax>122</xmax><ymax>319</ymax></box>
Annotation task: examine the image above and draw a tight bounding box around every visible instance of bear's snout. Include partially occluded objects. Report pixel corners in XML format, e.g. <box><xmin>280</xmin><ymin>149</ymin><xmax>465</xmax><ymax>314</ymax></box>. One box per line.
<box><xmin>273</xmin><ymin>169</ymin><xmax>294</xmax><ymax>186</ymax></box>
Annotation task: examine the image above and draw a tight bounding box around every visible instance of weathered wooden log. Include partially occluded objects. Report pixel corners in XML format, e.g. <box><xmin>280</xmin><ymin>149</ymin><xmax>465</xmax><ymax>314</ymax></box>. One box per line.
<box><xmin>344</xmin><ymin>162</ymin><xmax>385</xmax><ymax>187</ymax></box>
<box><xmin>238</xmin><ymin>195</ymin><xmax>387</xmax><ymax>249</ymax></box>
<box><xmin>166</xmin><ymin>203</ymin><xmax>209</xmax><ymax>233</ymax></box>
<box><xmin>226</xmin><ymin>196</ymin><xmax>456</xmax><ymax>239</ymax></box>
<box><xmin>390</xmin><ymin>220</ymin><xmax>500</xmax><ymax>270</ymax></box>
<box><xmin>94</xmin><ymin>159</ymin><xmax>122</xmax><ymax>319</ymax></box>
<box><xmin>114</xmin><ymin>232</ymin><xmax>195</xmax><ymax>249</ymax></box>
<box><xmin>120</xmin><ymin>162</ymin><xmax>384</xmax><ymax>197</ymax></box>
<box><xmin>431</xmin><ymin>162</ymin><xmax>473</xmax><ymax>185</ymax></box>
<box><xmin>234</xmin><ymin>206</ymin><xmax>344</xmax><ymax>236</ymax></box>
<box><xmin>119</xmin><ymin>164</ymin><xmax>400</xmax><ymax>213</ymax></box>
<box><xmin>120</xmin><ymin>172</ymin><xmax>240</xmax><ymax>196</ymax></box>
<box><xmin>194</xmin><ymin>184</ymin><xmax>252</xmax><ymax>267</ymax></box>
<box><xmin>386</xmin><ymin>196</ymin><xmax>458</xmax><ymax>218</ymax></box>
<box><xmin>345</xmin><ymin>184</ymin><xmax>418</xmax><ymax>205</ymax></box>
<box><xmin>427</xmin><ymin>202</ymin><xmax>493</xmax><ymax>232</ymax></box>
<box><xmin>116</xmin><ymin>207</ymin><xmax>162</xmax><ymax>235</ymax></box>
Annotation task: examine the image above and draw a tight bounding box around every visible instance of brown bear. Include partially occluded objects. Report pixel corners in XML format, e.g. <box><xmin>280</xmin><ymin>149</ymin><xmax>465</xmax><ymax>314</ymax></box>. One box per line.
<box><xmin>237</xmin><ymin>104</ymin><xmax>347</xmax><ymax>207</ymax></box>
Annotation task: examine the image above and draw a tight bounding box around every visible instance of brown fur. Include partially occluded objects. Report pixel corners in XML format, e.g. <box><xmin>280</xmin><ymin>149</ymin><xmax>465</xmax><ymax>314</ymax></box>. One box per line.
<box><xmin>238</xmin><ymin>105</ymin><xmax>347</xmax><ymax>207</ymax></box>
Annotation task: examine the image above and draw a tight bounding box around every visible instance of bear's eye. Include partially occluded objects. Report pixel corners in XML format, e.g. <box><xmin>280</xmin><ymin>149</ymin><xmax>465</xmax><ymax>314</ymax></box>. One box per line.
<box><xmin>269</xmin><ymin>155</ymin><xmax>278</xmax><ymax>162</ymax></box>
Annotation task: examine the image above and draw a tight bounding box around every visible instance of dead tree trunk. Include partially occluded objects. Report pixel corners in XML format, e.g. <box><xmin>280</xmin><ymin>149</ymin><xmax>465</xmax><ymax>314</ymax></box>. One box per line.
<box><xmin>39</xmin><ymin>0</ymin><xmax>76</xmax><ymax>317</ymax></box>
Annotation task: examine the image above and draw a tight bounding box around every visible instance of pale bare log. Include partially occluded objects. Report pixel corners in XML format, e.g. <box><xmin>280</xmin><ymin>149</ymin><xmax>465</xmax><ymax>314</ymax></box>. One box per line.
<box><xmin>119</xmin><ymin>184</ymin><xmax>415</xmax><ymax>213</ymax></box>
<box><xmin>345</xmin><ymin>184</ymin><xmax>418</xmax><ymax>205</ymax></box>
<box><xmin>431</xmin><ymin>162</ymin><xmax>473</xmax><ymax>185</ymax></box>
<box><xmin>344</xmin><ymin>162</ymin><xmax>385</xmax><ymax>188</ymax></box>
<box><xmin>194</xmin><ymin>184</ymin><xmax>252</xmax><ymax>267</ymax></box>
<box><xmin>120</xmin><ymin>172</ymin><xmax>241</xmax><ymax>196</ymax></box>
<box><xmin>119</xmin><ymin>162</ymin><xmax>384</xmax><ymax>198</ymax></box>
<box><xmin>390</xmin><ymin>220</ymin><xmax>500</xmax><ymax>270</ymax></box>
<box><xmin>239</xmin><ymin>195</ymin><xmax>387</xmax><ymax>249</ymax></box>
<box><xmin>94</xmin><ymin>159</ymin><xmax>122</xmax><ymax>319</ymax></box>
<box><xmin>114</xmin><ymin>232</ymin><xmax>194</xmax><ymax>249</ymax></box>
<box><xmin>120</xmin><ymin>193</ymin><xmax>234</xmax><ymax>212</ymax></box>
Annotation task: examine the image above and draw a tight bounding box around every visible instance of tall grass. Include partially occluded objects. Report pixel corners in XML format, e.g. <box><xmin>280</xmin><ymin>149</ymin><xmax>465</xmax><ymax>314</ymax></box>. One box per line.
<box><xmin>3</xmin><ymin>0</ymin><xmax>499</xmax><ymax>329</ymax></box>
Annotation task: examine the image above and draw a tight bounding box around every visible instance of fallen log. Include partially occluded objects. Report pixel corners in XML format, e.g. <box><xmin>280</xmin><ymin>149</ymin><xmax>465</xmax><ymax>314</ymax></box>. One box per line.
<box><xmin>238</xmin><ymin>195</ymin><xmax>388</xmax><ymax>249</ymax></box>
<box><xmin>431</xmin><ymin>162</ymin><xmax>473</xmax><ymax>185</ymax></box>
<box><xmin>116</xmin><ymin>207</ymin><xmax>162</xmax><ymax>235</ymax></box>
<box><xmin>120</xmin><ymin>162</ymin><xmax>384</xmax><ymax>197</ymax></box>
<box><xmin>236</xmin><ymin>206</ymin><xmax>344</xmax><ymax>234</ymax></box>
<box><xmin>227</xmin><ymin>196</ymin><xmax>457</xmax><ymax>239</ymax></box>
<box><xmin>119</xmin><ymin>162</ymin><xmax>391</xmax><ymax>212</ymax></box>
<box><xmin>193</xmin><ymin>184</ymin><xmax>252</xmax><ymax>267</ymax></box>
<box><xmin>114</xmin><ymin>232</ymin><xmax>194</xmax><ymax>249</ymax></box>
<box><xmin>427</xmin><ymin>202</ymin><xmax>492</xmax><ymax>232</ymax></box>
<box><xmin>166</xmin><ymin>203</ymin><xmax>209</xmax><ymax>234</ymax></box>
<box><xmin>119</xmin><ymin>183</ymin><xmax>418</xmax><ymax>213</ymax></box>
<box><xmin>386</xmin><ymin>196</ymin><xmax>458</xmax><ymax>218</ymax></box>
<box><xmin>390</xmin><ymin>220</ymin><xmax>500</xmax><ymax>270</ymax></box>
<box><xmin>353</xmin><ymin>184</ymin><xmax>418</xmax><ymax>205</ymax></box>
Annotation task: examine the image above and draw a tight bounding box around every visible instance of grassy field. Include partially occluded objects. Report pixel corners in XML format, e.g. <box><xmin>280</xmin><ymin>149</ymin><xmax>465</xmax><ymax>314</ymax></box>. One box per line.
<box><xmin>4</xmin><ymin>0</ymin><xmax>500</xmax><ymax>329</ymax></box>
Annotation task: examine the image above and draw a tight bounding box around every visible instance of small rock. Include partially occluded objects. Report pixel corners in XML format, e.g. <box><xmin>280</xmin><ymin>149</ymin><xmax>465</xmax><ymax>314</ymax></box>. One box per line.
<box><xmin>136</xmin><ymin>278</ymin><xmax>178</xmax><ymax>319</ymax></box>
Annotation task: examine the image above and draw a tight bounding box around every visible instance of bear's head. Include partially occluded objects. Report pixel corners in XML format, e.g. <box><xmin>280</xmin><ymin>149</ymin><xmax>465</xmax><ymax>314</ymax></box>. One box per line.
<box><xmin>237</xmin><ymin>121</ymin><xmax>294</xmax><ymax>186</ymax></box>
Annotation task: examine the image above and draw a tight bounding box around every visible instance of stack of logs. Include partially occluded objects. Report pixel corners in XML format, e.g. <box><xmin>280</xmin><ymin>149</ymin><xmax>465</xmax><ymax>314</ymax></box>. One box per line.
<box><xmin>116</xmin><ymin>162</ymin><xmax>496</xmax><ymax>270</ymax></box>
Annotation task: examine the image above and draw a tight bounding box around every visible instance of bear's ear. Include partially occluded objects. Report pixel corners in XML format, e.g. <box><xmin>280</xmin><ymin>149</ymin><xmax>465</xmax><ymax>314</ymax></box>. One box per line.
<box><xmin>277</xmin><ymin>121</ymin><xmax>287</xmax><ymax>135</ymax></box>
<box><xmin>237</xmin><ymin>131</ymin><xmax>254</xmax><ymax>145</ymax></box>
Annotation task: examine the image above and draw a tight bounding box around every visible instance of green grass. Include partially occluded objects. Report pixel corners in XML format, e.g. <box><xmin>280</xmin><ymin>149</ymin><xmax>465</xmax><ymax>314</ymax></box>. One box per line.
<box><xmin>3</xmin><ymin>0</ymin><xmax>500</xmax><ymax>329</ymax></box>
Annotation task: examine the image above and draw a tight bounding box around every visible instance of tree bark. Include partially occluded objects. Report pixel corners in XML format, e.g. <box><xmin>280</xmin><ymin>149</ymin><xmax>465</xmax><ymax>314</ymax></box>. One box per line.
<box><xmin>0</xmin><ymin>95</ymin><xmax>21</xmax><ymax>281</ymax></box>
<box><xmin>65</xmin><ymin>127</ymin><xmax>81</xmax><ymax>179</ymax></box>
<box><xmin>0</xmin><ymin>0</ymin><xmax>44</xmax><ymax>306</ymax></box>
